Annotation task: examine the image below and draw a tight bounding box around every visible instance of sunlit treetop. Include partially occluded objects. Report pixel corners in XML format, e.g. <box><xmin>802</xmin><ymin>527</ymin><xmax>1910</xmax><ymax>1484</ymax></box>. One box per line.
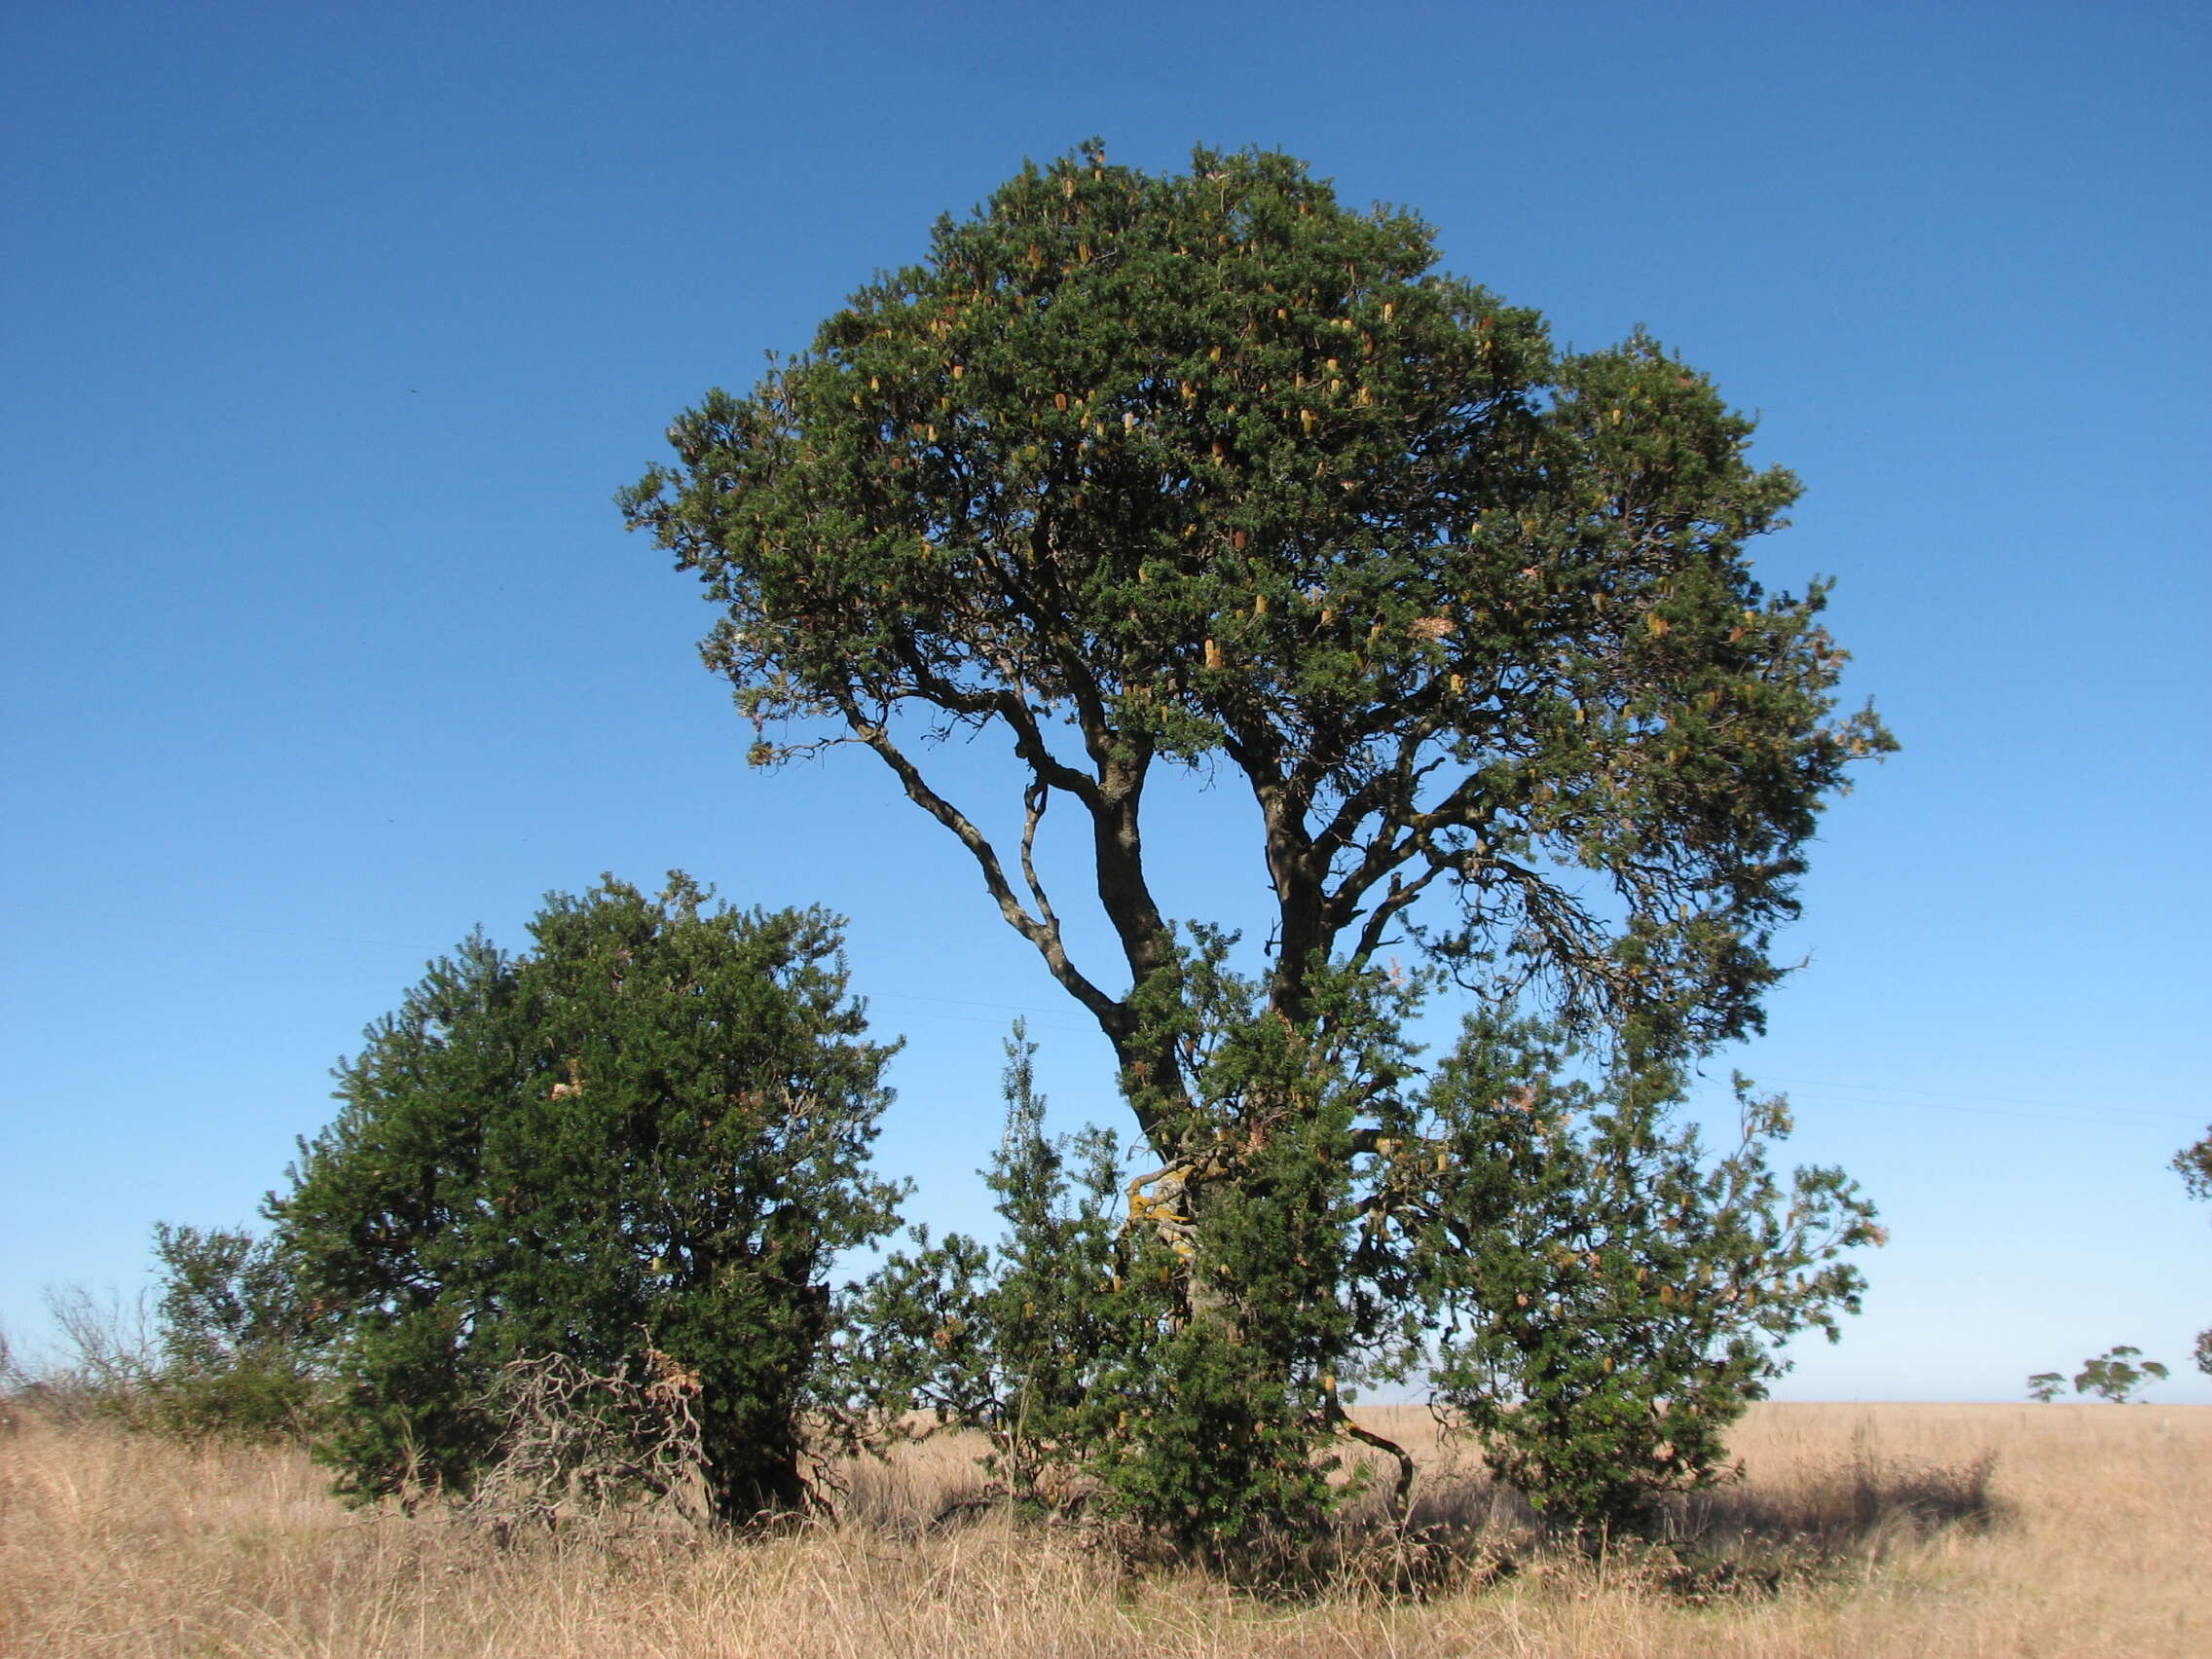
<box><xmin>624</xmin><ymin>142</ymin><xmax>1893</xmax><ymax>1125</ymax></box>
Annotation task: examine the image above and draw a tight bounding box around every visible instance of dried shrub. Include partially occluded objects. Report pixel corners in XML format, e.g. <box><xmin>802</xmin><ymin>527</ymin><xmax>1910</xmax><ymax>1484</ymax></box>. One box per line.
<box><xmin>459</xmin><ymin>1346</ymin><xmax>712</xmax><ymax>1542</ymax></box>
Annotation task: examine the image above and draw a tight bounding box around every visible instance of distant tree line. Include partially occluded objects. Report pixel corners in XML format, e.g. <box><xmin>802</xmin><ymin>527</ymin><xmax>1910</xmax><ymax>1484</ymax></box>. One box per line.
<box><xmin>2019</xmin><ymin>1127</ymin><xmax>2208</xmax><ymax>1406</ymax></box>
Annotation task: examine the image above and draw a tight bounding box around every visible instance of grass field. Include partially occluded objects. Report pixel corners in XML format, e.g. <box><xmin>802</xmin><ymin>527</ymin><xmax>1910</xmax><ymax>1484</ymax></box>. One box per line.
<box><xmin>3</xmin><ymin>1400</ymin><xmax>2206</xmax><ymax>1656</ymax></box>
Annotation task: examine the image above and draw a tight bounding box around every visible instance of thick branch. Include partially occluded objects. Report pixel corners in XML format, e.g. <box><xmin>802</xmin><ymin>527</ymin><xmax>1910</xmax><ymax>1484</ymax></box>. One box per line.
<box><xmin>1310</xmin><ymin>720</ymin><xmax>1446</xmax><ymax>867</ymax></box>
<box><xmin>1327</xmin><ymin>1394</ymin><xmax>1416</xmax><ymax>1529</ymax></box>
<box><xmin>838</xmin><ymin>696</ymin><xmax>1126</xmax><ymax>1037</ymax></box>
<box><xmin>1318</xmin><ymin>757</ymin><xmax>1494</xmax><ymax>940</ymax></box>
<box><xmin>1016</xmin><ymin>780</ymin><xmax>1060</xmax><ymax>937</ymax></box>
<box><xmin>1346</xmin><ymin>864</ymin><xmax>1446</xmax><ymax>965</ymax></box>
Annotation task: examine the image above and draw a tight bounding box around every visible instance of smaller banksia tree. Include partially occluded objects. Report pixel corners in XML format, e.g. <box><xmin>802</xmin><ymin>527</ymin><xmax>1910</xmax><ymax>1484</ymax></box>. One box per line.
<box><xmin>1412</xmin><ymin>1016</ymin><xmax>1881</xmax><ymax>1532</ymax></box>
<box><xmin>845</xmin><ymin>953</ymin><xmax>1411</xmax><ymax>1559</ymax></box>
<box><xmin>1087</xmin><ymin>931</ymin><xmax>1404</xmax><ymax>1552</ymax></box>
<box><xmin>834</xmin><ymin>1024</ymin><xmax>1130</xmax><ymax>1508</ymax></box>
<box><xmin>272</xmin><ymin>874</ymin><xmax>903</xmax><ymax>1521</ymax></box>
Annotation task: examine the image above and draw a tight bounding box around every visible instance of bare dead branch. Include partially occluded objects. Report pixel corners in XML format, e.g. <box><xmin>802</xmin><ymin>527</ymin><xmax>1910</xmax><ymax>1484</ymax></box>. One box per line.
<box><xmin>461</xmin><ymin>1346</ymin><xmax>712</xmax><ymax>1541</ymax></box>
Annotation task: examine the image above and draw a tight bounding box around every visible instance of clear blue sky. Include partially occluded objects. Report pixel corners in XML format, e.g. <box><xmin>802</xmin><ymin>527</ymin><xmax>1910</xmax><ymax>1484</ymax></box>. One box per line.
<box><xmin>3</xmin><ymin>0</ymin><xmax>2205</xmax><ymax>1402</ymax></box>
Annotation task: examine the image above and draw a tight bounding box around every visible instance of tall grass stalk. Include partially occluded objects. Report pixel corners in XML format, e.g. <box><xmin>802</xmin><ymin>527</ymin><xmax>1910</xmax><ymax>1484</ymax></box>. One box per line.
<box><xmin>3</xmin><ymin>1402</ymin><xmax>2205</xmax><ymax>1656</ymax></box>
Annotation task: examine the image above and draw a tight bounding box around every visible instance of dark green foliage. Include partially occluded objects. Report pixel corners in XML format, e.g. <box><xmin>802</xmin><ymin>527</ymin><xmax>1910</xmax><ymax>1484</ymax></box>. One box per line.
<box><xmin>836</xmin><ymin>1040</ymin><xmax>1135</xmax><ymax>1512</ymax></box>
<box><xmin>630</xmin><ymin>143</ymin><xmax>1890</xmax><ymax>1549</ymax></box>
<box><xmin>147</xmin><ymin>1223</ymin><xmax>323</xmax><ymax>1441</ymax></box>
<box><xmin>852</xmin><ymin>951</ymin><xmax>1391</xmax><ymax>1555</ymax></box>
<box><xmin>1072</xmin><ymin>936</ymin><xmax>1430</xmax><ymax>1551</ymax></box>
<box><xmin>2070</xmin><ymin>1346</ymin><xmax>2167</xmax><ymax>1404</ymax></box>
<box><xmin>269</xmin><ymin>874</ymin><xmax>903</xmax><ymax>1521</ymax></box>
<box><xmin>853</xmin><ymin>992</ymin><xmax>1877</xmax><ymax>1546</ymax></box>
<box><xmin>1393</xmin><ymin>1018</ymin><xmax>1879</xmax><ymax>1530</ymax></box>
<box><xmin>2025</xmin><ymin>1372</ymin><xmax>2066</xmax><ymax>1403</ymax></box>
<box><xmin>846</xmin><ymin>995</ymin><xmax>1382</xmax><ymax>1555</ymax></box>
<box><xmin>625</xmin><ymin>141</ymin><xmax>1891</xmax><ymax>1097</ymax></box>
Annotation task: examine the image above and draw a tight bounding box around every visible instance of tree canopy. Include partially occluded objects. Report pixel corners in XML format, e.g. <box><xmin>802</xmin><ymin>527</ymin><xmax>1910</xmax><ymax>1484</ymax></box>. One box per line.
<box><xmin>623</xmin><ymin>141</ymin><xmax>1891</xmax><ymax>1133</ymax></box>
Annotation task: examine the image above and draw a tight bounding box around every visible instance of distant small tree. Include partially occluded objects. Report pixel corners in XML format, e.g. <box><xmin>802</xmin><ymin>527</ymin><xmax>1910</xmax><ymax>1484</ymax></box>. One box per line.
<box><xmin>2179</xmin><ymin>1128</ymin><xmax>2212</xmax><ymax>1205</ymax></box>
<box><xmin>2025</xmin><ymin>1371</ymin><xmax>2066</xmax><ymax>1403</ymax></box>
<box><xmin>2072</xmin><ymin>1346</ymin><xmax>2167</xmax><ymax>1404</ymax></box>
<box><xmin>147</xmin><ymin>1223</ymin><xmax>321</xmax><ymax>1440</ymax></box>
<box><xmin>270</xmin><ymin>874</ymin><xmax>903</xmax><ymax>1521</ymax></box>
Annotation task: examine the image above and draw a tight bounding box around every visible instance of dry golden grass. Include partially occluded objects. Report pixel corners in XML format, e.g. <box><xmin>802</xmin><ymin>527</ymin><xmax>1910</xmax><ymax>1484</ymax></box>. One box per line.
<box><xmin>3</xmin><ymin>1401</ymin><xmax>2206</xmax><ymax>1657</ymax></box>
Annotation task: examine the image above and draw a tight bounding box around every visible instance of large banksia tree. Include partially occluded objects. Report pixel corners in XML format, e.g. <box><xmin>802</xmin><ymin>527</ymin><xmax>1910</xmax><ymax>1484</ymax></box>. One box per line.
<box><xmin>626</xmin><ymin>143</ymin><xmax>1891</xmax><ymax>1542</ymax></box>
